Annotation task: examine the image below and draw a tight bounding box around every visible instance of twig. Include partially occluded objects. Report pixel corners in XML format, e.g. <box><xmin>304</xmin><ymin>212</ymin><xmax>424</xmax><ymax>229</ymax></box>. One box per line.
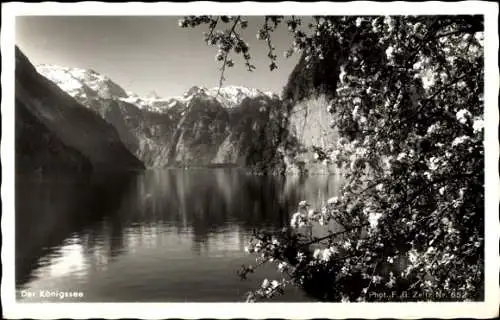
<box><xmin>206</xmin><ymin>17</ymin><xmax>220</xmax><ymax>43</ymax></box>
<box><xmin>364</xmin><ymin>261</ymin><xmax>381</xmax><ymax>298</ymax></box>
<box><xmin>215</xmin><ymin>16</ymin><xmax>241</xmax><ymax>98</ymax></box>
<box><xmin>299</xmin><ymin>223</ymin><xmax>370</xmax><ymax>248</ymax></box>
<box><xmin>433</xmin><ymin>27</ymin><xmax>481</xmax><ymax>40</ymax></box>
<box><xmin>264</xmin><ymin>22</ymin><xmax>277</xmax><ymax>71</ymax></box>
<box><xmin>425</xmin><ymin>74</ymin><xmax>468</xmax><ymax>101</ymax></box>
<box><xmin>216</xmin><ymin>54</ymin><xmax>229</xmax><ymax>98</ymax></box>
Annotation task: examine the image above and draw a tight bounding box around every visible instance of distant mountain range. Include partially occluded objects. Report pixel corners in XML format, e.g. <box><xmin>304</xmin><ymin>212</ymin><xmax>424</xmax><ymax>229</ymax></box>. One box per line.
<box><xmin>16</xmin><ymin>48</ymin><xmax>338</xmax><ymax>176</ymax></box>
<box><xmin>35</xmin><ymin>64</ymin><xmax>286</xmax><ymax>171</ymax></box>
<box><xmin>37</xmin><ymin>64</ymin><xmax>279</xmax><ymax>113</ymax></box>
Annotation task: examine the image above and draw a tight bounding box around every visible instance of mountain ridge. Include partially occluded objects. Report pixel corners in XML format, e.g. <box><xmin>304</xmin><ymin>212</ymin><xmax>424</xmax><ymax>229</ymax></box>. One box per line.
<box><xmin>34</xmin><ymin>61</ymin><xmax>337</xmax><ymax>175</ymax></box>
<box><xmin>36</xmin><ymin>64</ymin><xmax>279</xmax><ymax>113</ymax></box>
<box><xmin>35</xmin><ymin>63</ymin><xmax>287</xmax><ymax>171</ymax></box>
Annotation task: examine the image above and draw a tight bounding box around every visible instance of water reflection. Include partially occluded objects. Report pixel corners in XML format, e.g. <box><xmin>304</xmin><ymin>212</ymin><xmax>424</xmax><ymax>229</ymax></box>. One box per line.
<box><xmin>16</xmin><ymin>169</ymin><xmax>341</xmax><ymax>302</ymax></box>
<box><xmin>15</xmin><ymin>172</ymin><xmax>137</xmax><ymax>287</ymax></box>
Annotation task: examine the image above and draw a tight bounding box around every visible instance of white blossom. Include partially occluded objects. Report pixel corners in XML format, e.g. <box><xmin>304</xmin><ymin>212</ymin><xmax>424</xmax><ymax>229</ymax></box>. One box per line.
<box><xmin>384</xmin><ymin>98</ymin><xmax>391</xmax><ymax>108</ymax></box>
<box><xmin>262</xmin><ymin>278</ymin><xmax>270</xmax><ymax>288</ymax></box>
<box><xmin>339</xmin><ymin>66</ymin><xmax>347</xmax><ymax>84</ymax></box>
<box><xmin>355</xmin><ymin>147</ymin><xmax>368</xmax><ymax>157</ymax></box>
<box><xmin>313</xmin><ymin>248</ymin><xmax>322</xmax><ymax>260</ymax></box>
<box><xmin>408</xmin><ymin>249</ymin><xmax>419</xmax><ymax>264</ymax></box>
<box><xmin>318</xmin><ymin>216</ymin><xmax>326</xmax><ymax>226</ymax></box>
<box><xmin>384</xmin><ymin>16</ymin><xmax>394</xmax><ymax>32</ymax></box>
<box><xmin>385</xmin><ymin>46</ymin><xmax>395</xmax><ymax>61</ymax></box>
<box><xmin>472</xmin><ymin>118</ymin><xmax>484</xmax><ymax>133</ymax></box>
<box><xmin>277</xmin><ymin>262</ymin><xmax>287</xmax><ymax>272</ymax></box>
<box><xmin>397</xmin><ymin>152</ymin><xmax>407</xmax><ymax>161</ymax></box>
<box><xmin>296</xmin><ymin>251</ymin><xmax>305</xmax><ymax>262</ymax></box>
<box><xmin>386</xmin><ymin>272</ymin><xmax>396</xmax><ymax>288</ymax></box>
<box><xmin>421</xmin><ymin>70</ymin><xmax>436</xmax><ymax>89</ymax></box>
<box><xmin>254</xmin><ymin>241</ymin><xmax>263</xmax><ymax>252</ymax></box>
<box><xmin>456</xmin><ymin>109</ymin><xmax>472</xmax><ymax>124</ymax></box>
<box><xmin>425</xmin><ymin>246</ymin><xmax>436</xmax><ymax>255</ymax></box>
<box><xmin>327</xmin><ymin>104</ymin><xmax>334</xmax><ymax>113</ymax></box>
<box><xmin>452</xmin><ymin>135</ymin><xmax>469</xmax><ymax>147</ymax></box>
<box><xmin>290</xmin><ymin>212</ymin><xmax>305</xmax><ymax>228</ymax></box>
<box><xmin>352</xmin><ymin>105</ymin><xmax>360</xmax><ymax>120</ymax></box>
<box><xmin>327</xmin><ymin>196</ymin><xmax>339</xmax><ymax>205</ymax></box>
<box><xmin>426</xmin><ymin>123</ymin><xmax>440</xmax><ymax>135</ymax></box>
<box><xmin>372</xmin><ymin>275</ymin><xmax>383</xmax><ymax>284</ymax></box>
<box><xmin>439</xmin><ymin>186</ymin><xmax>446</xmax><ymax>195</ymax></box>
<box><xmin>382</xmin><ymin>156</ymin><xmax>393</xmax><ymax>172</ymax></box>
<box><xmin>413</xmin><ymin>60</ymin><xmax>422</xmax><ymax>70</ymax></box>
<box><xmin>428</xmin><ymin>156</ymin><xmax>440</xmax><ymax>171</ymax></box>
<box><xmin>368</xmin><ymin>211</ymin><xmax>383</xmax><ymax>229</ymax></box>
<box><xmin>322</xmin><ymin>248</ymin><xmax>335</xmax><ymax>262</ymax></box>
<box><xmin>342</xmin><ymin>240</ymin><xmax>352</xmax><ymax>250</ymax></box>
<box><xmin>271</xmin><ymin>280</ymin><xmax>279</xmax><ymax>288</ymax></box>
<box><xmin>307</xmin><ymin>209</ymin><xmax>316</xmax><ymax>218</ymax></box>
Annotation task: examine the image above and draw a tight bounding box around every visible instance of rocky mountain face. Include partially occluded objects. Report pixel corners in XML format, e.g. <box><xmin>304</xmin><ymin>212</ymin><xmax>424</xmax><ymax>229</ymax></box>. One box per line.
<box><xmin>37</xmin><ymin>65</ymin><xmax>286</xmax><ymax>172</ymax></box>
<box><xmin>15</xmin><ymin>95</ymin><xmax>92</xmax><ymax>175</ymax></box>
<box><xmin>34</xmin><ymin>54</ymin><xmax>342</xmax><ymax>175</ymax></box>
<box><xmin>281</xmin><ymin>95</ymin><xmax>339</xmax><ymax>175</ymax></box>
<box><xmin>278</xmin><ymin>45</ymin><xmax>343</xmax><ymax>175</ymax></box>
<box><xmin>15</xmin><ymin>47</ymin><xmax>144</xmax><ymax>175</ymax></box>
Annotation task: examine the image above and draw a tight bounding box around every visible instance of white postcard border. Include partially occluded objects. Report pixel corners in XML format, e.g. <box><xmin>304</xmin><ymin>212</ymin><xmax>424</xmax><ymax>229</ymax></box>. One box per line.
<box><xmin>1</xmin><ymin>2</ymin><xmax>499</xmax><ymax>319</ymax></box>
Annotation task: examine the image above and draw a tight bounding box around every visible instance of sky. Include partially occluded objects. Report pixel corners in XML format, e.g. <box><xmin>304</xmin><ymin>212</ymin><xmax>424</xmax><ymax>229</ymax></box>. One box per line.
<box><xmin>16</xmin><ymin>16</ymin><xmax>302</xmax><ymax>98</ymax></box>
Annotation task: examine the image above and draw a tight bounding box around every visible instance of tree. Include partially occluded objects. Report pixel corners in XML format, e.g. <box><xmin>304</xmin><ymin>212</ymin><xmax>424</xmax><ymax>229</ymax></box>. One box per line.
<box><xmin>180</xmin><ymin>15</ymin><xmax>485</xmax><ymax>302</ymax></box>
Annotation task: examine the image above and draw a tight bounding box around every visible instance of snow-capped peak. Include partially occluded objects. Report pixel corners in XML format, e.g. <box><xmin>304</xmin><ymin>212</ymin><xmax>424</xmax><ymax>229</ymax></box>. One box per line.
<box><xmin>36</xmin><ymin>64</ymin><xmax>128</xmax><ymax>101</ymax></box>
<box><xmin>180</xmin><ymin>85</ymin><xmax>276</xmax><ymax>108</ymax></box>
<box><xmin>36</xmin><ymin>64</ymin><xmax>278</xmax><ymax>114</ymax></box>
<box><xmin>36</xmin><ymin>64</ymin><xmax>89</xmax><ymax>99</ymax></box>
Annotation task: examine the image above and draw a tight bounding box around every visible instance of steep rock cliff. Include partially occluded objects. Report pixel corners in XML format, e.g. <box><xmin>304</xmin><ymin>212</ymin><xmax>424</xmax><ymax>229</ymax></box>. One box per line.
<box><xmin>282</xmin><ymin>95</ymin><xmax>339</xmax><ymax>175</ymax></box>
<box><xmin>15</xmin><ymin>97</ymin><xmax>92</xmax><ymax>175</ymax></box>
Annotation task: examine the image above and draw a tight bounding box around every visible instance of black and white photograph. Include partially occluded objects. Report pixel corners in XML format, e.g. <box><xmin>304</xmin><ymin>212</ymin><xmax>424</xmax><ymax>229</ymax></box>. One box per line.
<box><xmin>1</xmin><ymin>2</ymin><xmax>499</xmax><ymax>319</ymax></box>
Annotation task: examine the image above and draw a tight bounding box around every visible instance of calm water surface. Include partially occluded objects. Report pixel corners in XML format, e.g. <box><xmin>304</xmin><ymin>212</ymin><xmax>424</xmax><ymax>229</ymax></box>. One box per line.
<box><xmin>16</xmin><ymin>169</ymin><xmax>341</xmax><ymax>302</ymax></box>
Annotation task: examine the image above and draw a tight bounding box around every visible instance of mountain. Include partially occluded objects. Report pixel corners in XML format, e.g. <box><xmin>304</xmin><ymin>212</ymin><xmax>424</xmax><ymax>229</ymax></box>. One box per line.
<box><xmin>15</xmin><ymin>47</ymin><xmax>144</xmax><ymax>175</ymax></box>
<box><xmin>180</xmin><ymin>85</ymin><xmax>278</xmax><ymax>109</ymax></box>
<box><xmin>36</xmin><ymin>64</ymin><xmax>128</xmax><ymax>101</ymax></box>
<box><xmin>15</xmin><ymin>95</ymin><xmax>92</xmax><ymax>175</ymax></box>
<box><xmin>36</xmin><ymin>64</ymin><xmax>286</xmax><ymax>171</ymax></box>
<box><xmin>35</xmin><ymin>61</ymin><xmax>341</xmax><ymax>175</ymax></box>
<box><xmin>37</xmin><ymin>65</ymin><xmax>278</xmax><ymax>112</ymax></box>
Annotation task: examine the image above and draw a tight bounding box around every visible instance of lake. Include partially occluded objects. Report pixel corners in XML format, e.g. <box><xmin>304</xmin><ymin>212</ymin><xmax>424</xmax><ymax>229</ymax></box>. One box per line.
<box><xmin>15</xmin><ymin>168</ymin><xmax>342</xmax><ymax>302</ymax></box>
